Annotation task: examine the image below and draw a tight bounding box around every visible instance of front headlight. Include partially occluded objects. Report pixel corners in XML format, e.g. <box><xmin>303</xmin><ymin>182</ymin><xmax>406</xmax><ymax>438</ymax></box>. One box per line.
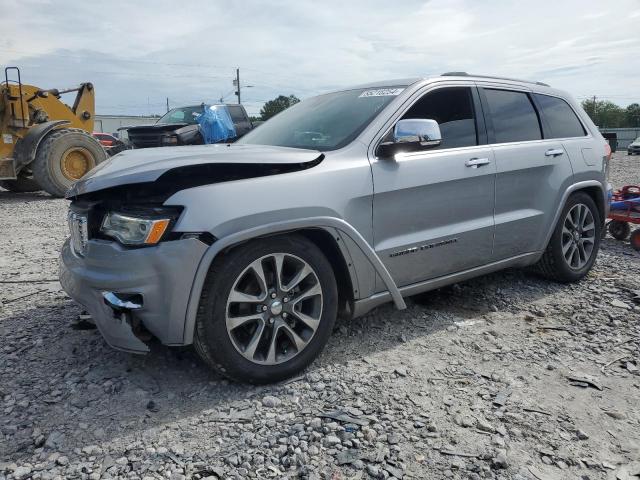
<box><xmin>101</xmin><ymin>211</ymin><xmax>174</xmax><ymax>246</ymax></box>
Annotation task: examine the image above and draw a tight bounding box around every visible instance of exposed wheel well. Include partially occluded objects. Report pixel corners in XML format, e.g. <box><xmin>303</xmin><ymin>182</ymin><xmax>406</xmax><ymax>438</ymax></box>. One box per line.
<box><xmin>297</xmin><ymin>229</ymin><xmax>355</xmax><ymax>318</ymax></box>
<box><xmin>218</xmin><ymin>229</ymin><xmax>355</xmax><ymax>318</ymax></box>
<box><xmin>576</xmin><ymin>186</ymin><xmax>605</xmax><ymax>225</ymax></box>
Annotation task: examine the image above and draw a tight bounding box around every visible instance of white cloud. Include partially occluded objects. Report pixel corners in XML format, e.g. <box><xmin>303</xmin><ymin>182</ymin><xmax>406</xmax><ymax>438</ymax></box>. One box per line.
<box><xmin>1</xmin><ymin>0</ymin><xmax>638</xmax><ymax>116</ymax></box>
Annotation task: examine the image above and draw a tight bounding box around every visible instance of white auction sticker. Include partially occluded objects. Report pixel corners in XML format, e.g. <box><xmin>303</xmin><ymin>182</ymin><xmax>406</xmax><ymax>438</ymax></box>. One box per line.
<box><xmin>2</xmin><ymin>134</ymin><xmax>13</xmax><ymax>144</ymax></box>
<box><xmin>359</xmin><ymin>88</ymin><xmax>404</xmax><ymax>98</ymax></box>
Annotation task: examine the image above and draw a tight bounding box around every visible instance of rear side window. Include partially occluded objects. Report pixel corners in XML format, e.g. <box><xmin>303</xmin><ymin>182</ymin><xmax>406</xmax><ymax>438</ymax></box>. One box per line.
<box><xmin>401</xmin><ymin>87</ymin><xmax>477</xmax><ymax>149</ymax></box>
<box><xmin>484</xmin><ymin>89</ymin><xmax>541</xmax><ymax>143</ymax></box>
<box><xmin>534</xmin><ymin>94</ymin><xmax>586</xmax><ymax>138</ymax></box>
<box><xmin>228</xmin><ymin>106</ymin><xmax>247</xmax><ymax>123</ymax></box>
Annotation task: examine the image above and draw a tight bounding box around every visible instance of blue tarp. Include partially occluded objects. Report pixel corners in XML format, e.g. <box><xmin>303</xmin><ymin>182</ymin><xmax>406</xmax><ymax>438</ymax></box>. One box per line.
<box><xmin>196</xmin><ymin>105</ymin><xmax>236</xmax><ymax>144</ymax></box>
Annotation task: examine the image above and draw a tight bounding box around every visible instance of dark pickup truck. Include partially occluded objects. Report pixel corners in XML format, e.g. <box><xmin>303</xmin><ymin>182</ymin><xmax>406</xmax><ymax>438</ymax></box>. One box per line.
<box><xmin>124</xmin><ymin>104</ymin><xmax>253</xmax><ymax>149</ymax></box>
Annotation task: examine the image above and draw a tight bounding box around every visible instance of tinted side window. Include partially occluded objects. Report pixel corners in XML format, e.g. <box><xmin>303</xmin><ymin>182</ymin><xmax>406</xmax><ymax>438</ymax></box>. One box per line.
<box><xmin>402</xmin><ymin>87</ymin><xmax>477</xmax><ymax>149</ymax></box>
<box><xmin>484</xmin><ymin>89</ymin><xmax>541</xmax><ymax>143</ymax></box>
<box><xmin>228</xmin><ymin>106</ymin><xmax>247</xmax><ymax>123</ymax></box>
<box><xmin>534</xmin><ymin>94</ymin><xmax>586</xmax><ymax>138</ymax></box>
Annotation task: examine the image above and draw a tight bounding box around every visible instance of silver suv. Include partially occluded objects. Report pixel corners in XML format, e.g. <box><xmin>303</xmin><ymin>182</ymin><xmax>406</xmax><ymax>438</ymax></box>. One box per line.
<box><xmin>60</xmin><ymin>73</ymin><xmax>610</xmax><ymax>383</ymax></box>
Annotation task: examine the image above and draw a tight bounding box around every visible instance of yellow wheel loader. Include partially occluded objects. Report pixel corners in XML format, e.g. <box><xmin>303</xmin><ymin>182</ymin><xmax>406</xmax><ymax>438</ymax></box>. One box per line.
<box><xmin>0</xmin><ymin>67</ymin><xmax>106</xmax><ymax>197</ymax></box>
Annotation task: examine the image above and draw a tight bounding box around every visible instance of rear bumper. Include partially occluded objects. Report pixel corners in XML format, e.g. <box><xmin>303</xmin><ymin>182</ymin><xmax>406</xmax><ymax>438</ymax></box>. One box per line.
<box><xmin>59</xmin><ymin>237</ymin><xmax>208</xmax><ymax>353</ymax></box>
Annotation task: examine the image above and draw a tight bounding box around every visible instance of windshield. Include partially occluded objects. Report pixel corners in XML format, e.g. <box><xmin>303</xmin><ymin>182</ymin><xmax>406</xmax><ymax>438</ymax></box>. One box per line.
<box><xmin>238</xmin><ymin>87</ymin><xmax>404</xmax><ymax>151</ymax></box>
<box><xmin>157</xmin><ymin>106</ymin><xmax>205</xmax><ymax>125</ymax></box>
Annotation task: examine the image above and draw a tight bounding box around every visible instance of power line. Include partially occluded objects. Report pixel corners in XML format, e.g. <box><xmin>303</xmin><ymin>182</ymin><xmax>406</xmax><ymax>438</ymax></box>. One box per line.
<box><xmin>8</xmin><ymin>62</ymin><xmax>232</xmax><ymax>81</ymax></box>
<box><xmin>0</xmin><ymin>48</ymin><xmax>237</xmax><ymax>71</ymax></box>
<box><xmin>0</xmin><ymin>47</ymin><xmax>305</xmax><ymax>85</ymax></box>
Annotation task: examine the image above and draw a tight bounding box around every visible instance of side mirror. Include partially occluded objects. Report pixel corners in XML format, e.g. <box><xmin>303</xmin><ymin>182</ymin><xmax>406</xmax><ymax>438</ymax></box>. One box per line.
<box><xmin>378</xmin><ymin>119</ymin><xmax>442</xmax><ymax>157</ymax></box>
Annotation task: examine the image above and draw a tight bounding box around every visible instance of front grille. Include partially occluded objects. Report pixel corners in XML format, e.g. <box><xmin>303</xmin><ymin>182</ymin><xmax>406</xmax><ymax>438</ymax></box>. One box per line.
<box><xmin>68</xmin><ymin>211</ymin><xmax>89</xmax><ymax>256</ymax></box>
<box><xmin>128</xmin><ymin>131</ymin><xmax>163</xmax><ymax>148</ymax></box>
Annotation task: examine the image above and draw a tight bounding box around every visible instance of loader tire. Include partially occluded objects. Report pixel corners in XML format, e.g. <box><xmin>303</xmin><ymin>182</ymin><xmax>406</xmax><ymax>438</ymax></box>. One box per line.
<box><xmin>0</xmin><ymin>174</ymin><xmax>40</xmax><ymax>193</ymax></box>
<box><xmin>33</xmin><ymin>128</ymin><xmax>106</xmax><ymax>197</ymax></box>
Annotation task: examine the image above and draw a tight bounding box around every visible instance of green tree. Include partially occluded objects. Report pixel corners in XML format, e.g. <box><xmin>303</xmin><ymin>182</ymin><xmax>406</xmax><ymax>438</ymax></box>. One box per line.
<box><xmin>625</xmin><ymin>103</ymin><xmax>640</xmax><ymax>128</ymax></box>
<box><xmin>581</xmin><ymin>99</ymin><xmax>625</xmax><ymax>128</ymax></box>
<box><xmin>260</xmin><ymin>95</ymin><xmax>300</xmax><ymax>121</ymax></box>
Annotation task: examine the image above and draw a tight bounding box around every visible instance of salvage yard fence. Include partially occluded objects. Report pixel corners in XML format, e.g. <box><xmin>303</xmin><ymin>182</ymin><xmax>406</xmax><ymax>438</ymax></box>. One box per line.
<box><xmin>600</xmin><ymin>128</ymin><xmax>640</xmax><ymax>150</ymax></box>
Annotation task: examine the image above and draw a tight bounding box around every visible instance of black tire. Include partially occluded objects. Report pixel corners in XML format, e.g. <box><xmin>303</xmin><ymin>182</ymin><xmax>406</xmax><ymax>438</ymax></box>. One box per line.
<box><xmin>193</xmin><ymin>234</ymin><xmax>338</xmax><ymax>384</ymax></box>
<box><xmin>535</xmin><ymin>192</ymin><xmax>601</xmax><ymax>283</ymax></box>
<box><xmin>608</xmin><ymin>220</ymin><xmax>631</xmax><ymax>240</ymax></box>
<box><xmin>33</xmin><ymin>128</ymin><xmax>106</xmax><ymax>197</ymax></box>
<box><xmin>0</xmin><ymin>174</ymin><xmax>40</xmax><ymax>193</ymax></box>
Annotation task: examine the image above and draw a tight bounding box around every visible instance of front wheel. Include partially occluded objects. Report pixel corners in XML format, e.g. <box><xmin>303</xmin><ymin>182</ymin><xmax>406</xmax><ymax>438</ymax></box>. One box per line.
<box><xmin>535</xmin><ymin>192</ymin><xmax>601</xmax><ymax>282</ymax></box>
<box><xmin>194</xmin><ymin>235</ymin><xmax>338</xmax><ymax>384</ymax></box>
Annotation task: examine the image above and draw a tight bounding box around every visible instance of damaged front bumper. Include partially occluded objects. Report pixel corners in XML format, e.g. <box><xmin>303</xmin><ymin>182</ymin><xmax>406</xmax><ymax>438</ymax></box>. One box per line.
<box><xmin>59</xmin><ymin>237</ymin><xmax>208</xmax><ymax>353</ymax></box>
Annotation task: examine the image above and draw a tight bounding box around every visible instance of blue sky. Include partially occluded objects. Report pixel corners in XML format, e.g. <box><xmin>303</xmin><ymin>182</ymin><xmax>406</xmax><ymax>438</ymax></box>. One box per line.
<box><xmin>1</xmin><ymin>0</ymin><xmax>639</xmax><ymax>117</ymax></box>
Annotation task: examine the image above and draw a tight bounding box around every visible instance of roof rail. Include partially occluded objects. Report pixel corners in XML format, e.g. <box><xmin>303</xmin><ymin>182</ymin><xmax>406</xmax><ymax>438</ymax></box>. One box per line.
<box><xmin>441</xmin><ymin>72</ymin><xmax>550</xmax><ymax>87</ymax></box>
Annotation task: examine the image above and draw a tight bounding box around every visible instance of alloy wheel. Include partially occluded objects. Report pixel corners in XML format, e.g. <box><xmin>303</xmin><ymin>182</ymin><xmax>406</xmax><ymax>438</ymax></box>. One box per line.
<box><xmin>225</xmin><ymin>253</ymin><xmax>323</xmax><ymax>365</ymax></box>
<box><xmin>561</xmin><ymin>203</ymin><xmax>596</xmax><ymax>270</ymax></box>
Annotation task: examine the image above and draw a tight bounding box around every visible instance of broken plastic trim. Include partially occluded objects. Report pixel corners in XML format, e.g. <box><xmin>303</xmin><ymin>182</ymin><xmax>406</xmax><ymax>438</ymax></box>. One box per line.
<box><xmin>102</xmin><ymin>291</ymin><xmax>143</xmax><ymax>314</ymax></box>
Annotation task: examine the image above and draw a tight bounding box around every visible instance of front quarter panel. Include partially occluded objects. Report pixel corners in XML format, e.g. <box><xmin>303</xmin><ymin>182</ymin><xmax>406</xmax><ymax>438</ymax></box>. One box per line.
<box><xmin>164</xmin><ymin>144</ymin><xmax>394</xmax><ymax>307</ymax></box>
<box><xmin>165</xmin><ymin>147</ymin><xmax>373</xmax><ymax>241</ymax></box>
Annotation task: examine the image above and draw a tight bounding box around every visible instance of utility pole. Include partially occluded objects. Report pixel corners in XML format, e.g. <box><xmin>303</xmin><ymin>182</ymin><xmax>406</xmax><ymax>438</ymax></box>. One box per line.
<box><xmin>166</xmin><ymin>97</ymin><xmax>169</xmax><ymax>113</ymax></box>
<box><xmin>234</xmin><ymin>68</ymin><xmax>241</xmax><ymax>104</ymax></box>
<box><xmin>592</xmin><ymin>95</ymin><xmax>597</xmax><ymax>120</ymax></box>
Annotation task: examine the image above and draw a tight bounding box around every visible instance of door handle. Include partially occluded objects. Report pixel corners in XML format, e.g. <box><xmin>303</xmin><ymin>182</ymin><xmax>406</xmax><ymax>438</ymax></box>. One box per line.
<box><xmin>545</xmin><ymin>148</ymin><xmax>564</xmax><ymax>157</ymax></box>
<box><xmin>465</xmin><ymin>157</ymin><xmax>491</xmax><ymax>168</ymax></box>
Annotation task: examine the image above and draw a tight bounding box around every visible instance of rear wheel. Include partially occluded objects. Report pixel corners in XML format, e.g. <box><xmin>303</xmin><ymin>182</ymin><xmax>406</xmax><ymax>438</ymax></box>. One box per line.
<box><xmin>33</xmin><ymin>128</ymin><xmax>106</xmax><ymax>197</ymax></box>
<box><xmin>608</xmin><ymin>220</ymin><xmax>631</xmax><ymax>240</ymax></box>
<box><xmin>535</xmin><ymin>192</ymin><xmax>601</xmax><ymax>282</ymax></box>
<box><xmin>194</xmin><ymin>235</ymin><xmax>338</xmax><ymax>384</ymax></box>
<box><xmin>0</xmin><ymin>174</ymin><xmax>40</xmax><ymax>193</ymax></box>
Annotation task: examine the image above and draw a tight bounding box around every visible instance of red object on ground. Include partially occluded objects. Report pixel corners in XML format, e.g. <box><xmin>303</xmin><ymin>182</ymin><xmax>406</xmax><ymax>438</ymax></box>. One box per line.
<box><xmin>608</xmin><ymin>186</ymin><xmax>640</xmax><ymax>222</ymax></box>
<box><xmin>608</xmin><ymin>185</ymin><xmax>640</xmax><ymax>251</ymax></box>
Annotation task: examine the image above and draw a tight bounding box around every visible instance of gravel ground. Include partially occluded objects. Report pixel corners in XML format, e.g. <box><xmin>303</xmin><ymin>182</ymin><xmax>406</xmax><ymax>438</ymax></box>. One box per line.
<box><xmin>0</xmin><ymin>152</ymin><xmax>639</xmax><ymax>480</ymax></box>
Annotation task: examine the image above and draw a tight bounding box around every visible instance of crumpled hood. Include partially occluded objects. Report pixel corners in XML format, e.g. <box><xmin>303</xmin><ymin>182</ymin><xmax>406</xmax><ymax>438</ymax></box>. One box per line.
<box><xmin>67</xmin><ymin>144</ymin><xmax>323</xmax><ymax>197</ymax></box>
